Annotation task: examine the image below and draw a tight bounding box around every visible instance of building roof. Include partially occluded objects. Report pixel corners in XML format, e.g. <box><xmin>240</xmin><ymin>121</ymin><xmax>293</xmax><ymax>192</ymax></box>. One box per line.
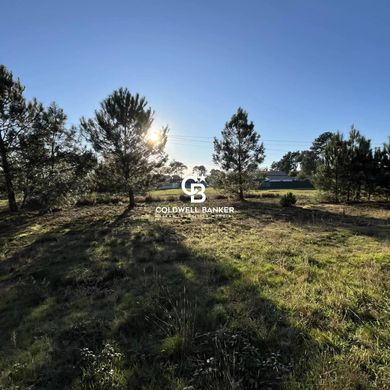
<box><xmin>263</xmin><ymin>170</ymin><xmax>293</xmax><ymax>182</ymax></box>
<box><xmin>265</xmin><ymin>170</ymin><xmax>288</xmax><ymax>176</ymax></box>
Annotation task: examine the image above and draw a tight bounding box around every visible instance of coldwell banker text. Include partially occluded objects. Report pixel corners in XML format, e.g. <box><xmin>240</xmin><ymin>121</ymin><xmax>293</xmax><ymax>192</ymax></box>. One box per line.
<box><xmin>155</xmin><ymin>176</ymin><xmax>235</xmax><ymax>217</ymax></box>
<box><xmin>155</xmin><ymin>206</ymin><xmax>235</xmax><ymax>215</ymax></box>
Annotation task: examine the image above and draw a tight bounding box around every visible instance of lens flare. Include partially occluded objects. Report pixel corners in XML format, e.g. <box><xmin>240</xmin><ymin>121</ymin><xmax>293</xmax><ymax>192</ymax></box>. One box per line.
<box><xmin>146</xmin><ymin>127</ymin><xmax>161</xmax><ymax>144</ymax></box>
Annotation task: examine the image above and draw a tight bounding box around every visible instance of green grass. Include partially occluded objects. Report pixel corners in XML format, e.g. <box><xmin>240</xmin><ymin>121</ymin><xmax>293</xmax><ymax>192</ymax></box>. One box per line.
<box><xmin>148</xmin><ymin>187</ymin><xmax>315</xmax><ymax>198</ymax></box>
<box><xmin>148</xmin><ymin>187</ymin><xmax>221</xmax><ymax>197</ymax></box>
<box><xmin>0</xmin><ymin>193</ymin><xmax>389</xmax><ymax>389</ymax></box>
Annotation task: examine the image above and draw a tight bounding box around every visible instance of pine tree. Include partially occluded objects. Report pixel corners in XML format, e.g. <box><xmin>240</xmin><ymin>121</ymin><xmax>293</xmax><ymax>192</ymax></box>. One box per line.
<box><xmin>17</xmin><ymin>102</ymin><xmax>95</xmax><ymax>209</ymax></box>
<box><xmin>271</xmin><ymin>151</ymin><xmax>301</xmax><ymax>176</ymax></box>
<box><xmin>0</xmin><ymin>65</ymin><xmax>37</xmax><ymax>211</ymax></box>
<box><xmin>314</xmin><ymin>132</ymin><xmax>349</xmax><ymax>202</ymax></box>
<box><xmin>213</xmin><ymin>107</ymin><xmax>265</xmax><ymax>200</ymax></box>
<box><xmin>81</xmin><ymin>88</ymin><xmax>168</xmax><ymax>208</ymax></box>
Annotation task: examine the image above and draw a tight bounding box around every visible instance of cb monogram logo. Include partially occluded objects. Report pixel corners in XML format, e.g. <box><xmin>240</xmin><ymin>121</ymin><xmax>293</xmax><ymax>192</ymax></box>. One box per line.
<box><xmin>181</xmin><ymin>176</ymin><xmax>206</xmax><ymax>203</ymax></box>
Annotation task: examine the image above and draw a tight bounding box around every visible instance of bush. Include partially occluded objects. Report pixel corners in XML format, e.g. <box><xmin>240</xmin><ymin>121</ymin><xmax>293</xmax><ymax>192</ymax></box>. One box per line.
<box><xmin>280</xmin><ymin>192</ymin><xmax>297</xmax><ymax>207</ymax></box>
<box><xmin>76</xmin><ymin>194</ymin><xmax>124</xmax><ymax>207</ymax></box>
<box><xmin>261</xmin><ymin>192</ymin><xmax>280</xmax><ymax>198</ymax></box>
<box><xmin>214</xmin><ymin>194</ymin><xmax>228</xmax><ymax>200</ymax></box>
<box><xmin>76</xmin><ymin>197</ymin><xmax>96</xmax><ymax>207</ymax></box>
<box><xmin>179</xmin><ymin>194</ymin><xmax>191</xmax><ymax>202</ymax></box>
<box><xmin>192</xmin><ymin>329</ymin><xmax>289</xmax><ymax>389</ymax></box>
<box><xmin>79</xmin><ymin>343</ymin><xmax>126</xmax><ymax>389</ymax></box>
<box><xmin>23</xmin><ymin>197</ymin><xmax>46</xmax><ymax>210</ymax></box>
<box><xmin>244</xmin><ymin>193</ymin><xmax>262</xmax><ymax>199</ymax></box>
<box><xmin>145</xmin><ymin>195</ymin><xmax>159</xmax><ymax>203</ymax></box>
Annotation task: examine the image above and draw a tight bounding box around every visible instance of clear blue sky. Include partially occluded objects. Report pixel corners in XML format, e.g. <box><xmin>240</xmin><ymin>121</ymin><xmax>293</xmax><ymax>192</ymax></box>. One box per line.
<box><xmin>1</xmin><ymin>0</ymin><xmax>389</xmax><ymax>170</ymax></box>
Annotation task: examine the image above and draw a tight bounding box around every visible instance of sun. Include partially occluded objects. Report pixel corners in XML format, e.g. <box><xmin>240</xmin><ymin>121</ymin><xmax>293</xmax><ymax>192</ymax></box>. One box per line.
<box><xmin>146</xmin><ymin>127</ymin><xmax>161</xmax><ymax>144</ymax></box>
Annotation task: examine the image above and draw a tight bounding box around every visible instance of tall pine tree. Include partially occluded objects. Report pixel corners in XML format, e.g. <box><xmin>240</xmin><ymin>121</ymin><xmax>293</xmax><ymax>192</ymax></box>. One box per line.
<box><xmin>213</xmin><ymin>107</ymin><xmax>265</xmax><ymax>200</ymax></box>
<box><xmin>0</xmin><ymin>65</ymin><xmax>38</xmax><ymax>211</ymax></box>
<box><xmin>81</xmin><ymin>88</ymin><xmax>168</xmax><ymax>208</ymax></box>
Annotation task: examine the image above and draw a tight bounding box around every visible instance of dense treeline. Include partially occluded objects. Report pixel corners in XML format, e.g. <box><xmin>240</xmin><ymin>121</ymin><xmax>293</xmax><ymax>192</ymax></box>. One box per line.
<box><xmin>315</xmin><ymin>129</ymin><xmax>389</xmax><ymax>202</ymax></box>
<box><xmin>271</xmin><ymin>128</ymin><xmax>389</xmax><ymax>202</ymax></box>
<box><xmin>0</xmin><ymin>65</ymin><xmax>96</xmax><ymax>211</ymax></box>
<box><xmin>1</xmin><ymin>64</ymin><xmax>389</xmax><ymax>211</ymax></box>
<box><xmin>0</xmin><ymin>65</ymin><xmax>168</xmax><ymax>211</ymax></box>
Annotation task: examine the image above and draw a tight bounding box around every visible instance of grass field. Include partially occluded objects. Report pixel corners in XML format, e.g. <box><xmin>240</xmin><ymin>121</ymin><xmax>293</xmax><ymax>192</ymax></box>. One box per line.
<box><xmin>148</xmin><ymin>188</ymin><xmax>317</xmax><ymax>199</ymax></box>
<box><xmin>0</xmin><ymin>191</ymin><xmax>389</xmax><ymax>389</ymax></box>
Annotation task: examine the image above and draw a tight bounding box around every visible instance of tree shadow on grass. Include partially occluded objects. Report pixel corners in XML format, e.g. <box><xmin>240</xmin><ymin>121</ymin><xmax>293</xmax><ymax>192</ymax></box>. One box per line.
<box><xmin>235</xmin><ymin>200</ymin><xmax>390</xmax><ymax>242</ymax></box>
<box><xmin>0</xmin><ymin>209</ymin><xmax>40</xmax><ymax>252</ymax></box>
<box><xmin>0</xmin><ymin>206</ymin><xmax>319</xmax><ymax>389</ymax></box>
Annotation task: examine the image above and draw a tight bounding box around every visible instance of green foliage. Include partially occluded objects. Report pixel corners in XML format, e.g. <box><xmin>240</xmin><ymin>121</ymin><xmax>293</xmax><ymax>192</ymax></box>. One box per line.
<box><xmin>78</xmin><ymin>343</ymin><xmax>127</xmax><ymax>389</ymax></box>
<box><xmin>213</xmin><ymin>107</ymin><xmax>265</xmax><ymax>200</ymax></box>
<box><xmin>18</xmin><ymin>103</ymin><xmax>96</xmax><ymax>209</ymax></box>
<box><xmin>81</xmin><ymin>88</ymin><xmax>169</xmax><ymax>208</ymax></box>
<box><xmin>297</xmin><ymin>150</ymin><xmax>317</xmax><ymax>178</ymax></box>
<box><xmin>91</xmin><ymin>158</ymin><xmax>124</xmax><ymax>193</ymax></box>
<box><xmin>207</xmin><ymin>168</ymin><xmax>224</xmax><ymax>188</ymax></box>
<box><xmin>193</xmin><ymin>164</ymin><xmax>207</xmax><ymax>177</ymax></box>
<box><xmin>168</xmin><ymin>159</ymin><xmax>187</xmax><ymax>179</ymax></box>
<box><xmin>75</xmin><ymin>193</ymin><xmax>124</xmax><ymax>206</ymax></box>
<box><xmin>271</xmin><ymin>151</ymin><xmax>301</xmax><ymax>176</ymax></box>
<box><xmin>280</xmin><ymin>192</ymin><xmax>297</xmax><ymax>206</ymax></box>
<box><xmin>271</xmin><ymin>132</ymin><xmax>334</xmax><ymax>179</ymax></box>
<box><xmin>156</xmin><ymin>160</ymin><xmax>188</xmax><ymax>187</ymax></box>
<box><xmin>0</xmin><ymin>64</ymin><xmax>37</xmax><ymax>211</ymax></box>
<box><xmin>0</xmin><ymin>65</ymin><xmax>95</xmax><ymax>211</ymax></box>
<box><xmin>310</xmin><ymin>131</ymin><xmax>334</xmax><ymax>157</ymax></box>
<box><xmin>314</xmin><ymin>128</ymin><xmax>389</xmax><ymax>202</ymax></box>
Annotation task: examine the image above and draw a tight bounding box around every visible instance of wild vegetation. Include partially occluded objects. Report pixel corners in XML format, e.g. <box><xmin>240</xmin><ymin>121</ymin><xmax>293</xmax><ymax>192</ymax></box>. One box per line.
<box><xmin>213</xmin><ymin>107</ymin><xmax>265</xmax><ymax>201</ymax></box>
<box><xmin>0</xmin><ymin>191</ymin><xmax>389</xmax><ymax>389</ymax></box>
<box><xmin>1</xmin><ymin>64</ymin><xmax>390</xmax><ymax>389</ymax></box>
<box><xmin>271</xmin><ymin>129</ymin><xmax>389</xmax><ymax>202</ymax></box>
<box><xmin>80</xmin><ymin>88</ymin><xmax>169</xmax><ymax>208</ymax></box>
<box><xmin>0</xmin><ymin>66</ymin><xmax>95</xmax><ymax>212</ymax></box>
<box><xmin>1</xmin><ymin>64</ymin><xmax>389</xmax><ymax>212</ymax></box>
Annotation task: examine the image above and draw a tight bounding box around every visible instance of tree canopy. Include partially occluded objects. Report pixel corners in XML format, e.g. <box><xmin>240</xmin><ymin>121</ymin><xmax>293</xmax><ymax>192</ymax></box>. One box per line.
<box><xmin>213</xmin><ymin>107</ymin><xmax>265</xmax><ymax>200</ymax></box>
<box><xmin>81</xmin><ymin>88</ymin><xmax>168</xmax><ymax>208</ymax></box>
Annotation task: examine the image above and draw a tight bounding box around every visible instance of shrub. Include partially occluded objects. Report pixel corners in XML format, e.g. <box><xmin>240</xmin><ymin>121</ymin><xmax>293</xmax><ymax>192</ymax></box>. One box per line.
<box><xmin>192</xmin><ymin>329</ymin><xmax>290</xmax><ymax>389</ymax></box>
<box><xmin>244</xmin><ymin>193</ymin><xmax>262</xmax><ymax>199</ymax></box>
<box><xmin>79</xmin><ymin>343</ymin><xmax>126</xmax><ymax>389</ymax></box>
<box><xmin>214</xmin><ymin>194</ymin><xmax>228</xmax><ymax>200</ymax></box>
<box><xmin>110</xmin><ymin>196</ymin><xmax>122</xmax><ymax>204</ymax></box>
<box><xmin>76</xmin><ymin>197</ymin><xmax>96</xmax><ymax>207</ymax></box>
<box><xmin>280</xmin><ymin>192</ymin><xmax>297</xmax><ymax>207</ymax></box>
<box><xmin>261</xmin><ymin>192</ymin><xmax>280</xmax><ymax>198</ymax></box>
<box><xmin>145</xmin><ymin>195</ymin><xmax>159</xmax><ymax>203</ymax></box>
<box><xmin>76</xmin><ymin>194</ymin><xmax>125</xmax><ymax>206</ymax></box>
<box><xmin>23</xmin><ymin>197</ymin><xmax>46</xmax><ymax>210</ymax></box>
<box><xmin>179</xmin><ymin>194</ymin><xmax>191</xmax><ymax>202</ymax></box>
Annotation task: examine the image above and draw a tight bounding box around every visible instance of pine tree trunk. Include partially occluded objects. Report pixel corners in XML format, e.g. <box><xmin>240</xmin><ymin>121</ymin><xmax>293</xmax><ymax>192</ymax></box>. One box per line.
<box><xmin>0</xmin><ymin>137</ymin><xmax>18</xmax><ymax>212</ymax></box>
<box><xmin>356</xmin><ymin>183</ymin><xmax>361</xmax><ymax>201</ymax></box>
<box><xmin>239</xmin><ymin>186</ymin><xmax>244</xmax><ymax>201</ymax></box>
<box><xmin>335</xmin><ymin>166</ymin><xmax>339</xmax><ymax>203</ymax></box>
<box><xmin>238</xmin><ymin>157</ymin><xmax>244</xmax><ymax>201</ymax></box>
<box><xmin>128</xmin><ymin>187</ymin><xmax>135</xmax><ymax>209</ymax></box>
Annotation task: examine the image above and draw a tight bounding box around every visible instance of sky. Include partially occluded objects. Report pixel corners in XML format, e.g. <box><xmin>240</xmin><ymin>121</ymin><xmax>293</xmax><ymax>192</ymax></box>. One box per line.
<box><xmin>1</xmin><ymin>0</ymin><xmax>389</xmax><ymax>170</ymax></box>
